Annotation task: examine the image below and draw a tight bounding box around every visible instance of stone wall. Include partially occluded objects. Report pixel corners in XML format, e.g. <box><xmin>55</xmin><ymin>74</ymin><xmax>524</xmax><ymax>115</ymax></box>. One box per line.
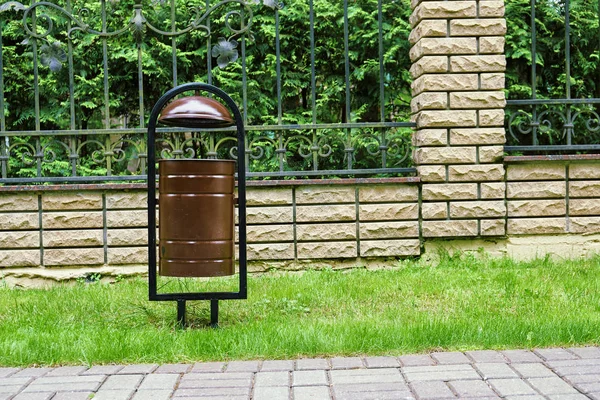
<box><xmin>0</xmin><ymin>180</ymin><xmax>421</xmax><ymax>285</ymax></box>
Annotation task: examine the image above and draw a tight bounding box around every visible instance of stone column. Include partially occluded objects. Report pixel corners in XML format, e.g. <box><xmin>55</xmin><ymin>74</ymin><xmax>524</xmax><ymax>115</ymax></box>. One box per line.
<box><xmin>409</xmin><ymin>0</ymin><xmax>508</xmax><ymax>238</ymax></box>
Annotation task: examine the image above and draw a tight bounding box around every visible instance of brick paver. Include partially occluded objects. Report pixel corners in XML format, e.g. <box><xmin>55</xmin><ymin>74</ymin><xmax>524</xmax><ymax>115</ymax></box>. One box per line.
<box><xmin>1</xmin><ymin>347</ymin><xmax>598</xmax><ymax>399</ymax></box>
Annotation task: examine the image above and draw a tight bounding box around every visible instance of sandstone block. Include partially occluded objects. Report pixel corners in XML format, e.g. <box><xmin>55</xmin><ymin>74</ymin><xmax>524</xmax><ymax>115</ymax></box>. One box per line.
<box><xmin>422</xmin><ymin>220</ymin><xmax>478</xmax><ymax>237</ymax></box>
<box><xmin>448</xmin><ymin>165</ymin><xmax>504</xmax><ymax>182</ymax></box>
<box><xmin>479</xmin><ymin>1</ymin><xmax>505</xmax><ymax>17</ymax></box>
<box><xmin>569</xmin><ymin>181</ymin><xmax>600</xmax><ymax>198</ymax></box>
<box><xmin>297</xmin><ymin>242</ymin><xmax>357</xmax><ymax>259</ymax></box>
<box><xmin>107</xmin><ymin>229</ymin><xmax>148</xmax><ymax>246</ymax></box>
<box><xmin>417</xmin><ymin>111</ymin><xmax>478</xmax><ymax>128</ymax></box>
<box><xmin>450</xmin><ymin>55</ymin><xmax>506</xmax><ymax>73</ymax></box>
<box><xmin>418</xmin><ymin>166</ymin><xmax>446</xmax><ymax>182</ymax></box>
<box><xmin>450</xmin><ymin>92</ymin><xmax>506</xmax><ymax>109</ymax></box>
<box><xmin>480</xmin><ymin>73</ymin><xmax>506</xmax><ymax>90</ymax></box>
<box><xmin>0</xmin><ymin>231</ymin><xmax>38</xmax><ymax>249</ymax></box>
<box><xmin>409</xmin><ymin>20</ymin><xmax>447</xmax><ymax>44</ymax></box>
<box><xmin>42</xmin><ymin>193</ymin><xmax>102</xmax><ymax>210</ymax></box>
<box><xmin>480</xmin><ymin>37</ymin><xmax>505</xmax><ymax>54</ymax></box>
<box><xmin>570</xmin><ymin>199</ymin><xmax>600</xmax><ymax>216</ymax></box>
<box><xmin>43</xmin><ymin>212</ymin><xmax>103</xmax><ymax>229</ymax></box>
<box><xmin>570</xmin><ymin>217</ymin><xmax>600</xmax><ymax>234</ymax></box>
<box><xmin>410</xmin><ymin>2</ymin><xmax>477</xmax><ymax>27</ymax></box>
<box><xmin>106</xmin><ymin>210</ymin><xmax>148</xmax><ymax>228</ymax></box>
<box><xmin>0</xmin><ymin>194</ymin><xmax>38</xmax><ymax>211</ymax></box>
<box><xmin>410</xmin><ymin>56</ymin><xmax>448</xmax><ymax>79</ymax></box>
<box><xmin>422</xmin><ymin>183</ymin><xmax>478</xmax><ymax>200</ymax></box>
<box><xmin>450</xmin><ymin>200</ymin><xmax>506</xmax><ymax>218</ymax></box>
<box><xmin>478</xmin><ymin>146</ymin><xmax>504</xmax><ymax>163</ymax></box>
<box><xmin>43</xmin><ymin>230</ymin><xmax>104</xmax><ymax>248</ymax></box>
<box><xmin>246</xmin><ymin>188</ymin><xmax>293</xmax><ymax>206</ymax></box>
<box><xmin>360</xmin><ymin>239</ymin><xmax>421</xmax><ymax>257</ymax></box>
<box><xmin>44</xmin><ymin>248</ymin><xmax>104</xmax><ymax>266</ymax></box>
<box><xmin>296</xmin><ymin>187</ymin><xmax>355</xmax><ymax>204</ymax></box>
<box><xmin>247</xmin><ymin>243</ymin><xmax>295</xmax><ymax>260</ymax></box>
<box><xmin>450</xmin><ymin>128</ymin><xmax>505</xmax><ymax>145</ymax></box>
<box><xmin>479</xmin><ymin>109</ymin><xmax>505</xmax><ymax>126</ymax></box>
<box><xmin>508</xmin><ymin>200</ymin><xmax>566</xmax><ymax>217</ymax></box>
<box><xmin>410</xmin><ymin>38</ymin><xmax>477</xmax><ymax>61</ymax></box>
<box><xmin>412</xmin><ymin>74</ymin><xmax>478</xmax><ymax>95</ymax></box>
<box><xmin>411</xmin><ymin>92</ymin><xmax>448</xmax><ymax>113</ymax></box>
<box><xmin>296</xmin><ymin>205</ymin><xmax>355</xmax><ymax>223</ymax></box>
<box><xmin>450</xmin><ymin>19</ymin><xmax>506</xmax><ymax>36</ymax></box>
<box><xmin>107</xmin><ymin>247</ymin><xmax>147</xmax><ymax>265</ymax></box>
<box><xmin>480</xmin><ymin>219</ymin><xmax>505</xmax><ymax>236</ymax></box>
<box><xmin>106</xmin><ymin>192</ymin><xmax>147</xmax><ymax>209</ymax></box>
<box><xmin>507</xmin><ymin>218</ymin><xmax>566</xmax><ymax>235</ymax></box>
<box><xmin>360</xmin><ymin>222</ymin><xmax>419</xmax><ymax>239</ymax></box>
<box><xmin>246</xmin><ymin>206</ymin><xmax>293</xmax><ymax>224</ymax></box>
<box><xmin>0</xmin><ymin>249</ymin><xmax>40</xmax><ymax>267</ymax></box>
<box><xmin>360</xmin><ymin>203</ymin><xmax>419</xmax><ymax>221</ymax></box>
<box><xmin>569</xmin><ymin>164</ymin><xmax>600</xmax><ymax>179</ymax></box>
<box><xmin>480</xmin><ymin>182</ymin><xmax>506</xmax><ymax>199</ymax></box>
<box><xmin>507</xmin><ymin>164</ymin><xmax>565</xmax><ymax>181</ymax></box>
<box><xmin>297</xmin><ymin>223</ymin><xmax>356</xmax><ymax>241</ymax></box>
<box><xmin>507</xmin><ymin>182</ymin><xmax>565</xmax><ymax>199</ymax></box>
<box><xmin>0</xmin><ymin>213</ymin><xmax>39</xmax><ymax>230</ymax></box>
<box><xmin>412</xmin><ymin>129</ymin><xmax>448</xmax><ymax>146</ymax></box>
<box><xmin>422</xmin><ymin>202</ymin><xmax>448</xmax><ymax>219</ymax></box>
<box><xmin>415</xmin><ymin>146</ymin><xmax>477</xmax><ymax>164</ymax></box>
<box><xmin>358</xmin><ymin>185</ymin><xmax>419</xmax><ymax>202</ymax></box>
<box><xmin>247</xmin><ymin>224</ymin><xmax>294</xmax><ymax>243</ymax></box>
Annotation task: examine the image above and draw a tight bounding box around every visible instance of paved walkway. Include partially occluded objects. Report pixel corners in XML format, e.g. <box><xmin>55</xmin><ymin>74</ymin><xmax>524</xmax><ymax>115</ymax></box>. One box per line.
<box><xmin>1</xmin><ymin>347</ymin><xmax>599</xmax><ymax>400</ymax></box>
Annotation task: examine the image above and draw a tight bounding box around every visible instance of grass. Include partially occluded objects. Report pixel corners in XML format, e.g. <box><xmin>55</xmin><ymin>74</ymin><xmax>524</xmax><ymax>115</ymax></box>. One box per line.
<box><xmin>0</xmin><ymin>252</ymin><xmax>599</xmax><ymax>366</ymax></box>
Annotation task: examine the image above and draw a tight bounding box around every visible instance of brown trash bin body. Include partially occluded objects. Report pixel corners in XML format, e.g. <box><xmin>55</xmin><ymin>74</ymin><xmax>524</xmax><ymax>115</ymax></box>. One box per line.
<box><xmin>158</xmin><ymin>159</ymin><xmax>235</xmax><ymax>277</ymax></box>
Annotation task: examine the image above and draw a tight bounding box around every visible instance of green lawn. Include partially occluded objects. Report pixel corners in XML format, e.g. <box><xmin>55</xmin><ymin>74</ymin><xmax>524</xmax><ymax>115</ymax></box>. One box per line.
<box><xmin>1</xmin><ymin>253</ymin><xmax>599</xmax><ymax>366</ymax></box>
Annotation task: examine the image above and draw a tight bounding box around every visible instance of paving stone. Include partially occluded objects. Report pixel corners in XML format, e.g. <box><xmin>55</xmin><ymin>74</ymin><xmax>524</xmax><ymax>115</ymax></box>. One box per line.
<box><xmin>296</xmin><ymin>358</ymin><xmax>329</xmax><ymax>370</ymax></box>
<box><xmin>0</xmin><ymin>377</ymin><xmax>32</xmax><ymax>387</ymax></box>
<box><xmin>449</xmin><ymin>380</ymin><xmax>498</xmax><ymax>397</ymax></box>
<box><xmin>552</xmin><ymin>364</ymin><xmax>600</xmax><ymax>377</ymax></box>
<box><xmin>330</xmin><ymin>357</ymin><xmax>364</xmax><ymax>370</ymax></box>
<box><xmin>410</xmin><ymin>380</ymin><xmax>456</xmax><ymax>399</ymax></box>
<box><xmin>567</xmin><ymin>347</ymin><xmax>600</xmax><ymax>359</ymax></box>
<box><xmin>12</xmin><ymin>393</ymin><xmax>54</xmax><ymax>400</ymax></box>
<box><xmin>563</xmin><ymin>374</ymin><xmax>600</xmax><ymax>384</ymax></box>
<box><xmin>330</xmin><ymin>369</ymin><xmax>404</xmax><ymax>385</ymax></box>
<box><xmin>476</xmin><ymin>363</ymin><xmax>519</xmax><ymax>379</ymax></box>
<box><xmin>504</xmin><ymin>397</ymin><xmax>545</xmax><ymax>400</ymax></box>
<box><xmin>0</xmin><ymin>368</ymin><xmax>20</xmax><ymax>378</ymax></box>
<box><xmin>92</xmin><ymin>389</ymin><xmax>135</xmax><ymax>400</ymax></box>
<box><xmin>12</xmin><ymin>369</ymin><xmax>53</xmax><ymax>378</ymax></box>
<box><xmin>117</xmin><ymin>364</ymin><xmax>158</xmax><ymax>375</ymax></box>
<box><xmin>364</xmin><ymin>356</ymin><xmax>400</xmax><ymax>368</ymax></box>
<box><xmin>546</xmin><ymin>358</ymin><xmax>600</xmax><ymax>368</ymax></box>
<box><xmin>574</xmin><ymin>381</ymin><xmax>600</xmax><ymax>393</ymax></box>
<box><xmin>399</xmin><ymin>354</ymin><xmax>435</xmax><ymax>367</ymax></box>
<box><xmin>512</xmin><ymin>363</ymin><xmax>556</xmax><ymax>378</ymax></box>
<box><xmin>174</xmin><ymin>386</ymin><xmax>251</xmax><ymax>397</ymax></box>
<box><xmin>293</xmin><ymin>370</ymin><xmax>328</xmax><ymax>386</ymax></box>
<box><xmin>488</xmin><ymin>379</ymin><xmax>539</xmax><ymax>396</ymax></box>
<box><xmin>466</xmin><ymin>350</ymin><xmax>506</xmax><ymax>363</ymax></box>
<box><xmin>254</xmin><ymin>371</ymin><xmax>289</xmax><ymax>387</ymax></box>
<box><xmin>534</xmin><ymin>348</ymin><xmax>579</xmax><ymax>361</ymax></box>
<box><xmin>336</xmin><ymin>391</ymin><xmax>415</xmax><ymax>400</ymax></box>
<box><xmin>403</xmin><ymin>365</ymin><xmax>480</xmax><ymax>382</ymax></box>
<box><xmin>225</xmin><ymin>360</ymin><xmax>260</xmax><ymax>372</ymax></box>
<box><xmin>99</xmin><ymin>374</ymin><xmax>144</xmax><ymax>390</ymax></box>
<box><xmin>153</xmin><ymin>364</ymin><xmax>191</xmax><ymax>374</ymax></box>
<box><xmin>138</xmin><ymin>374</ymin><xmax>179</xmax><ymax>390</ymax></box>
<box><xmin>51</xmin><ymin>392</ymin><xmax>94</xmax><ymax>400</ymax></box>
<box><xmin>293</xmin><ymin>386</ymin><xmax>331</xmax><ymax>400</ymax></box>
<box><xmin>333</xmin><ymin>382</ymin><xmax>410</xmax><ymax>393</ymax></box>
<box><xmin>130</xmin><ymin>389</ymin><xmax>173</xmax><ymax>400</ymax></box>
<box><xmin>178</xmin><ymin>374</ymin><xmax>252</xmax><ymax>389</ymax></box>
<box><xmin>253</xmin><ymin>386</ymin><xmax>290</xmax><ymax>400</ymax></box>
<box><xmin>45</xmin><ymin>367</ymin><xmax>88</xmax><ymax>377</ymax></box>
<box><xmin>82</xmin><ymin>365</ymin><xmax>124</xmax><ymax>375</ymax></box>
<box><xmin>0</xmin><ymin>394</ymin><xmax>14</xmax><ymax>400</ymax></box>
<box><xmin>260</xmin><ymin>360</ymin><xmax>294</xmax><ymax>371</ymax></box>
<box><xmin>0</xmin><ymin>385</ymin><xmax>23</xmax><ymax>395</ymax></box>
<box><xmin>527</xmin><ymin>377</ymin><xmax>580</xmax><ymax>395</ymax></box>
<box><xmin>431</xmin><ymin>352</ymin><xmax>471</xmax><ymax>365</ymax></box>
<box><xmin>24</xmin><ymin>375</ymin><xmax>104</xmax><ymax>392</ymax></box>
<box><xmin>546</xmin><ymin>395</ymin><xmax>591</xmax><ymax>400</ymax></box>
<box><xmin>190</xmin><ymin>362</ymin><xmax>225</xmax><ymax>373</ymax></box>
<box><xmin>501</xmin><ymin>350</ymin><xmax>543</xmax><ymax>364</ymax></box>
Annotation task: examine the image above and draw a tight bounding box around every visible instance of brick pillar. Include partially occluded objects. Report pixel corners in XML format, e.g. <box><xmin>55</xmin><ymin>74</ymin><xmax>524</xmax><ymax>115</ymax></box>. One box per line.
<box><xmin>409</xmin><ymin>0</ymin><xmax>508</xmax><ymax>238</ymax></box>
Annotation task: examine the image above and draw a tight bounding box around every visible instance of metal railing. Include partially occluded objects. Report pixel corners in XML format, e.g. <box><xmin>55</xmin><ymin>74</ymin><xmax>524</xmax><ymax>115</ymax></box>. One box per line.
<box><xmin>505</xmin><ymin>0</ymin><xmax>600</xmax><ymax>154</ymax></box>
<box><xmin>0</xmin><ymin>0</ymin><xmax>415</xmax><ymax>184</ymax></box>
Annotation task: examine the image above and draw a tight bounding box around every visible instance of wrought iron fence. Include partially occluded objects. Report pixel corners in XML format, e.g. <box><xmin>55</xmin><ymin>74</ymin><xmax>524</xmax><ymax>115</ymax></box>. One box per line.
<box><xmin>0</xmin><ymin>0</ymin><xmax>415</xmax><ymax>184</ymax></box>
<box><xmin>505</xmin><ymin>0</ymin><xmax>600</xmax><ymax>154</ymax></box>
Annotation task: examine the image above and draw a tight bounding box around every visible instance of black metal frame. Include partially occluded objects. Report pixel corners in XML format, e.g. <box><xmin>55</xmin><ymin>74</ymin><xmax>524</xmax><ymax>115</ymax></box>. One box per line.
<box><xmin>147</xmin><ymin>82</ymin><xmax>247</xmax><ymax>327</ymax></box>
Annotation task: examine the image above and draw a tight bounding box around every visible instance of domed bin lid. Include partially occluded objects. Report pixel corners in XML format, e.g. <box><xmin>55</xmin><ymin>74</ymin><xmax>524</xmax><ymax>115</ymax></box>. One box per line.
<box><xmin>158</xmin><ymin>96</ymin><xmax>235</xmax><ymax>128</ymax></box>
